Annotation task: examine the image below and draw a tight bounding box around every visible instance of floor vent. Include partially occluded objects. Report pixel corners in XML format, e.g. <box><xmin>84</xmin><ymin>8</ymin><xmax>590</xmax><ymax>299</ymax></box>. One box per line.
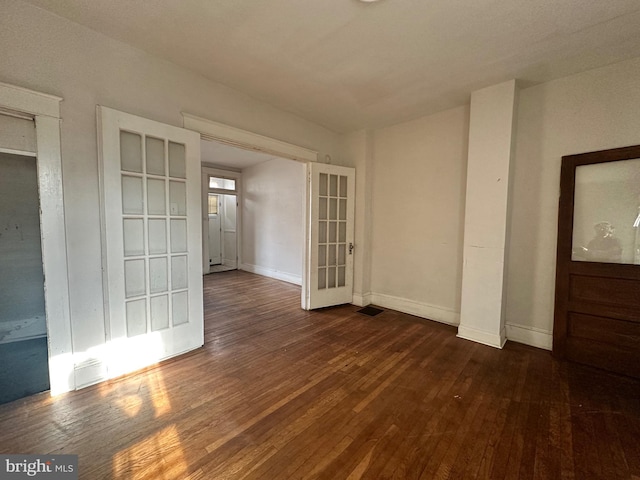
<box><xmin>357</xmin><ymin>306</ymin><xmax>384</xmax><ymax>317</ymax></box>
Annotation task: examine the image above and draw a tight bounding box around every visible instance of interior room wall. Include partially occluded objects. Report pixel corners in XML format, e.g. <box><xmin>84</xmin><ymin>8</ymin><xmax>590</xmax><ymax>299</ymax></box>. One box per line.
<box><xmin>505</xmin><ymin>55</ymin><xmax>640</xmax><ymax>349</ymax></box>
<box><xmin>368</xmin><ymin>105</ymin><xmax>470</xmax><ymax>324</ymax></box>
<box><xmin>0</xmin><ymin>0</ymin><xmax>339</xmax><ymax>387</ymax></box>
<box><xmin>338</xmin><ymin>130</ymin><xmax>373</xmax><ymax>305</ymax></box>
<box><xmin>241</xmin><ymin>158</ymin><xmax>305</xmax><ymax>285</ymax></box>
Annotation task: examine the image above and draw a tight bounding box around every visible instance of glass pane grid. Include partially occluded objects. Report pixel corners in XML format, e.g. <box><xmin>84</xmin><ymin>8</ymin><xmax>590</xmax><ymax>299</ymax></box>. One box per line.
<box><xmin>317</xmin><ymin>172</ymin><xmax>350</xmax><ymax>290</ymax></box>
<box><xmin>120</xmin><ymin>130</ymin><xmax>190</xmax><ymax>335</ymax></box>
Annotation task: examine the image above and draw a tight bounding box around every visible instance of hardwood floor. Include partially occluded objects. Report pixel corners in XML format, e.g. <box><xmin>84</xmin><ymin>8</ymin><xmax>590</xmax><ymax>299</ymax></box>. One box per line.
<box><xmin>1</xmin><ymin>270</ymin><xmax>639</xmax><ymax>479</ymax></box>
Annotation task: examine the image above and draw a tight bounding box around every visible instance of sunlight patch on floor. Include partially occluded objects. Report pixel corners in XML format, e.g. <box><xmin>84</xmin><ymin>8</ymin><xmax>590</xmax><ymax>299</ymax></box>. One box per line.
<box><xmin>112</xmin><ymin>425</ymin><xmax>187</xmax><ymax>479</ymax></box>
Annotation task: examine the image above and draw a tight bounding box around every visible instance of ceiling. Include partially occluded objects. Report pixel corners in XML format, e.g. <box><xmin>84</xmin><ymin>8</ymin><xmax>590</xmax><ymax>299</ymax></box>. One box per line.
<box><xmin>201</xmin><ymin>139</ymin><xmax>277</xmax><ymax>170</ymax></box>
<box><xmin>22</xmin><ymin>0</ymin><xmax>640</xmax><ymax>133</ymax></box>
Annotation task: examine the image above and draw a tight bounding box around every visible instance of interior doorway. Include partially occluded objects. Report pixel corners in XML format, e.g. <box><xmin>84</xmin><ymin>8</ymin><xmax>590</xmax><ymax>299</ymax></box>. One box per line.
<box><xmin>200</xmin><ymin>139</ymin><xmax>307</xmax><ymax>286</ymax></box>
<box><xmin>0</xmin><ymin>115</ymin><xmax>49</xmax><ymax>404</ymax></box>
<box><xmin>185</xmin><ymin>114</ymin><xmax>356</xmax><ymax>310</ymax></box>
<box><xmin>202</xmin><ymin>164</ymin><xmax>241</xmax><ymax>275</ymax></box>
<box><xmin>207</xmin><ymin>191</ymin><xmax>238</xmax><ymax>272</ymax></box>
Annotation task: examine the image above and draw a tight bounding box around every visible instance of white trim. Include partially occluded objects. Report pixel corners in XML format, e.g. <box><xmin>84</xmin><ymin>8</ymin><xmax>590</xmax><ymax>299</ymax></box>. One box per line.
<box><xmin>370</xmin><ymin>293</ymin><xmax>460</xmax><ymax>326</ymax></box>
<box><xmin>0</xmin><ymin>82</ymin><xmax>73</xmax><ymax>395</ymax></box>
<box><xmin>352</xmin><ymin>292</ymin><xmax>372</xmax><ymax>307</ymax></box>
<box><xmin>239</xmin><ymin>263</ymin><xmax>302</xmax><ymax>286</ymax></box>
<box><xmin>0</xmin><ymin>82</ymin><xmax>61</xmax><ymax>118</ymax></box>
<box><xmin>182</xmin><ymin>113</ymin><xmax>318</xmax><ymax>163</ymax></box>
<box><xmin>505</xmin><ymin>323</ymin><xmax>553</xmax><ymax>351</ymax></box>
<box><xmin>303</xmin><ymin>163</ymin><xmax>311</xmax><ymax>309</ymax></box>
<box><xmin>457</xmin><ymin>324</ymin><xmax>507</xmax><ymax>349</ymax></box>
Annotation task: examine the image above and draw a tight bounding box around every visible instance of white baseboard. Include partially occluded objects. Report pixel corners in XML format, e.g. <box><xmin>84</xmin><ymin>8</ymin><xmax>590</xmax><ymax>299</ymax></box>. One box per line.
<box><xmin>369</xmin><ymin>292</ymin><xmax>460</xmax><ymax>326</ymax></box>
<box><xmin>352</xmin><ymin>292</ymin><xmax>372</xmax><ymax>307</ymax></box>
<box><xmin>240</xmin><ymin>263</ymin><xmax>302</xmax><ymax>286</ymax></box>
<box><xmin>505</xmin><ymin>323</ymin><xmax>552</xmax><ymax>351</ymax></box>
<box><xmin>457</xmin><ymin>324</ymin><xmax>507</xmax><ymax>349</ymax></box>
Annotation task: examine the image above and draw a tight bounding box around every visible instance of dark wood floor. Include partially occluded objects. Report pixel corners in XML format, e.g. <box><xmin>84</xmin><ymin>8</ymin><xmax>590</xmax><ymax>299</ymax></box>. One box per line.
<box><xmin>1</xmin><ymin>270</ymin><xmax>639</xmax><ymax>479</ymax></box>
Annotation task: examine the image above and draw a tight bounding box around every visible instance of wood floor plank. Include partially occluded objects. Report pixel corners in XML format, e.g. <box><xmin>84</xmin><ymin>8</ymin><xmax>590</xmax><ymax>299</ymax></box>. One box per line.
<box><xmin>1</xmin><ymin>270</ymin><xmax>639</xmax><ymax>479</ymax></box>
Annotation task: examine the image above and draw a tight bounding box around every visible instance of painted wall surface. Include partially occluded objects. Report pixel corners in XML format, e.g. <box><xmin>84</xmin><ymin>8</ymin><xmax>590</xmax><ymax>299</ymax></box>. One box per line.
<box><xmin>506</xmin><ymin>56</ymin><xmax>640</xmax><ymax>346</ymax></box>
<box><xmin>0</xmin><ymin>0</ymin><xmax>338</xmax><ymax>384</ymax></box>
<box><xmin>338</xmin><ymin>130</ymin><xmax>373</xmax><ymax>304</ymax></box>
<box><xmin>0</xmin><ymin>153</ymin><xmax>46</xmax><ymax>342</ymax></box>
<box><xmin>241</xmin><ymin>158</ymin><xmax>305</xmax><ymax>284</ymax></box>
<box><xmin>369</xmin><ymin>106</ymin><xmax>469</xmax><ymax>324</ymax></box>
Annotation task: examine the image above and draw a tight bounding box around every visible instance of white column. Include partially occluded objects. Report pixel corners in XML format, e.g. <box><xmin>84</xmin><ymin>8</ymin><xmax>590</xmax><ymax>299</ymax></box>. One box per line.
<box><xmin>458</xmin><ymin>80</ymin><xmax>518</xmax><ymax>348</ymax></box>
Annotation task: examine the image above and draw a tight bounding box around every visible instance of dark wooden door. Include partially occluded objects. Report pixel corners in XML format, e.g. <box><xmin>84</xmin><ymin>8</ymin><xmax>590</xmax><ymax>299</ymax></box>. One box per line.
<box><xmin>554</xmin><ymin>145</ymin><xmax>640</xmax><ymax>378</ymax></box>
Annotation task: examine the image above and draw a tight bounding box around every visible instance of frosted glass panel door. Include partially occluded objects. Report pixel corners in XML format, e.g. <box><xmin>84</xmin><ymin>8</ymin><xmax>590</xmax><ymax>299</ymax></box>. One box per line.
<box><xmin>572</xmin><ymin>158</ymin><xmax>640</xmax><ymax>264</ymax></box>
<box><xmin>554</xmin><ymin>144</ymin><xmax>640</xmax><ymax>379</ymax></box>
<box><xmin>99</xmin><ymin>106</ymin><xmax>203</xmax><ymax>379</ymax></box>
<box><xmin>305</xmin><ymin>163</ymin><xmax>355</xmax><ymax>310</ymax></box>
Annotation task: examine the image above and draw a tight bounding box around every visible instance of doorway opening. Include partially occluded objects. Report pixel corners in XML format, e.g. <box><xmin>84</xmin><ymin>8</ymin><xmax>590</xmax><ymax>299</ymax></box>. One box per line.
<box><xmin>200</xmin><ymin>139</ymin><xmax>306</xmax><ymax>286</ymax></box>
<box><xmin>206</xmin><ymin>175</ymin><xmax>238</xmax><ymax>273</ymax></box>
<box><xmin>184</xmin><ymin>113</ymin><xmax>355</xmax><ymax>311</ymax></box>
<box><xmin>0</xmin><ymin>116</ymin><xmax>49</xmax><ymax>404</ymax></box>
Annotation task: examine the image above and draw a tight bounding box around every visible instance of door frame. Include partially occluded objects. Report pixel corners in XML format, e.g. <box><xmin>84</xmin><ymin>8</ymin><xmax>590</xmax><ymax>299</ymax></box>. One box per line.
<box><xmin>183</xmin><ymin>113</ymin><xmax>319</xmax><ymax>309</ymax></box>
<box><xmin>0</xmin><ymin>82</ymin><xmax>74</xmax><ymax>395</ymax></box>
<box><xmin>201</xmin><ymin>166</ymin><xmax>242</xmax><ymax>274</ymax></box>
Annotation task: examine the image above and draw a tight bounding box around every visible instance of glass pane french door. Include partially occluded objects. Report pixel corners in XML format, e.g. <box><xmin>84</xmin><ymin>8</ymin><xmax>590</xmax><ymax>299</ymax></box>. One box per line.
<box><xmin>100</xmin><ymin>107</ymin><xmax>203</xmax><ymax>379</ymax></box>
<box><xmin>305</xmin><ymin>163</ymin><xmax>355</xmax><ymax>310</ymax></box>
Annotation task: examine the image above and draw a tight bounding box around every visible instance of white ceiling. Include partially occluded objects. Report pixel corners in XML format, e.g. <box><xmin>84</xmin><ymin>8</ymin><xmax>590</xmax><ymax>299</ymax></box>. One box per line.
<box><xmin>201</xmin><ymin>140</ymin><xmax>276</xmax><ymax>170</ymax></box>
<box><xmin>22</xmin><ymin>0</ymin><xmax>640</xmax><ymax>133</ymax></box>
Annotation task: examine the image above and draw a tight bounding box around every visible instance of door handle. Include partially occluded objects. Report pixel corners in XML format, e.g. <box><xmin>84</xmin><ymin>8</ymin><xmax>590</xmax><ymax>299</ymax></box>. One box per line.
<box><xmin>349</xmin><ymin>242</ymin><xmax>355</xmax><ymax>255</ymax></box>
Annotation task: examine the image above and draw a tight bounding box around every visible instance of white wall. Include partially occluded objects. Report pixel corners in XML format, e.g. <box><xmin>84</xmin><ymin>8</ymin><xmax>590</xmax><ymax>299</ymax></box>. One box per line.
<box><xmin>241</xmin><ymin>158</ymin><xmax>305</xmax><ymax>285</ymax></box>
<box><xmin>505</xmin><ymin>56</ymin><xmax>640</xmax><ymax>349</ymax></box>
<box><xmin>368</xmin><ymin>106</ymin><xmax>470</xmax><ymax>324</ymax></box>
<box><xmin>340</xmin><ymin>57</ymin><xmax>640</xmax><ymax>352</ymax></box>
<box><xmin>338</xmin><ymin>130</ymin><xmax>373</xmax><ymax>305</ymax></box>
<box><xmin>0</xmin><ymin>0</ymin><xmax>339</xmax><ymax>386</ymax></box>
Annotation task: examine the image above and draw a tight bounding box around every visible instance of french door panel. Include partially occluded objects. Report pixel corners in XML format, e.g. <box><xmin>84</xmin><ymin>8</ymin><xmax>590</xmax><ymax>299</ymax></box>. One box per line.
<box><xmin>305</xmin><ymin>163</ymin><xmax>355</xmax><ymax>310</ymax></box>
<box><xmin>554</xmin><ymin>144</ymin><xmax>640</xmax><ymax>378</ymax></box>
<box><xmin>99</xmin><ymin>106</ymin><xmax>203</xmax><ymax>379</ymax></box>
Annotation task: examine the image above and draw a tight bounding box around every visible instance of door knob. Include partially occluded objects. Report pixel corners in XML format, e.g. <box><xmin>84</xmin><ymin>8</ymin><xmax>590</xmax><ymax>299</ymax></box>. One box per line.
<box><xmin>349</xmin><ymin>242</ymin><xmax>355</xmax><ymax>255</ymax></box>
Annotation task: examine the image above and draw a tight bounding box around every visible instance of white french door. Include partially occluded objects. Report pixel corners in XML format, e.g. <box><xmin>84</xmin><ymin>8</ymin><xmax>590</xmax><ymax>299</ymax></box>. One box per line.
<box><xmin>221</xmin><ymin>194</ymin><xmax>237</xmax><ymax>268</ymax></box>
<box><xmin>99</xmin><ymin>106</ymin><xmax>203</xmax><ymax>378</ymax></box>
<box><xmin>304</xmin><ymin>163</ymin><xmax>355</xmax><ymax>310</ymax></box>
